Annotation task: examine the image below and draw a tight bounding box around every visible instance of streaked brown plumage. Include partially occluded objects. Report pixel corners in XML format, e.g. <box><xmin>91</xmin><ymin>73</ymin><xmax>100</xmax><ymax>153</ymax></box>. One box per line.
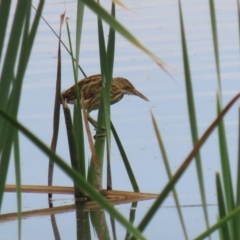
<box><xmin>62</xmin><ymin>74</ymin><xmax>149</xmax><ymax>112</ymax></box>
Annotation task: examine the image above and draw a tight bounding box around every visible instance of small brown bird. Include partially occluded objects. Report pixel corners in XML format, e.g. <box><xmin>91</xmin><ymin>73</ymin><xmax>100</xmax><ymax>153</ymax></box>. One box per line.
<box><xmin>62</xmin><ymin>74</ymin><xmax>149</xmax><ymax>112</ymax></box>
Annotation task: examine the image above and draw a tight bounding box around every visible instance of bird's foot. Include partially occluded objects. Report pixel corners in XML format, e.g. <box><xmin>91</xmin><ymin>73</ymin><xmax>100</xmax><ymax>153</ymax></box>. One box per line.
<box><xmin>94</xmin><ymin>130</ymin><xmax>106</xmax><ymax>141</ymax></box>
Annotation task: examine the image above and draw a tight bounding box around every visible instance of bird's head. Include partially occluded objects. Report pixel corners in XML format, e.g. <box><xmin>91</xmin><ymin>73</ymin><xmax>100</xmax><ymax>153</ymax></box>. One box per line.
<box><xmin>113</xmin><ymin>78</ymin><xmax>149</xmax><ymax>102</ymax></box>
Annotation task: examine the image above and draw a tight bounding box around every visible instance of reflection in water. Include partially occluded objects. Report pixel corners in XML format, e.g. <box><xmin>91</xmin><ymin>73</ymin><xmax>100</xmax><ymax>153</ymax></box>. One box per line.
<box><xmin>76</xmin><ymin>202</ymin><xmax>91</xmax><ymax>240</ymax></box>
<box><xmin>110</xmin><ymin>214</ymin><xmax>117</xmax><ymax>240</ymax></box>
<box><xmin>0</xmin><ymin>190</ymin><xmax>157</xmax><ymax>239</ymax></box>
<box><xmin>89</xmin><ymin>209</ymin><xmax>110</xmax><ymax>239</ymax></box>
<box><xmin>50</xmin><ymin>213</ymin><xmax>61</xmax><ymax>240</ymax></box>
<box><xmin>125</xmin><ymin>202</ymin><xmax>138</xmax><ymax>240</ymax></box>
<box><xmin>1</xmin><ymin>187</ymin><xmax>157</xmax><ymax>238</ymax></box>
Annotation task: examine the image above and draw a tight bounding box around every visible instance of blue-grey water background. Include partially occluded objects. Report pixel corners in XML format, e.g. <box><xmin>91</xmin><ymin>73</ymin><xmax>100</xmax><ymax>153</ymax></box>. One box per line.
<box><xmin>1</xmin><ymin>0</ymin><xmax>240</xmax><ymax>239</ymax></box>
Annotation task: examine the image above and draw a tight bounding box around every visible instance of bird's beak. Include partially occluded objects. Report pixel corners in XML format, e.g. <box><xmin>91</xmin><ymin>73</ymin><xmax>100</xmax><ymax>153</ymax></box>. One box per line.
<box><xmin>131</xmin><ymin>89</ymin><xmax>149</xmax><ymax>102</ymax></box>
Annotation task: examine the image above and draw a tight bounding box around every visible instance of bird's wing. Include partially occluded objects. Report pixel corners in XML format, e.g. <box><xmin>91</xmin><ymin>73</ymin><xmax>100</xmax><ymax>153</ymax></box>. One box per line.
<box><xmin>110</xmin><ymin>83</ymin><xmax>124</xmax><ymax>105</ymax></box>
<box><xmin>62</xmin><ymin>74</ymin><xmax>102</xmax><ymax>102</ymax></box>
<box><xmin>81</xmin><ymin>75</ymin><xmax>102</xmax><ymax>101</ymax></box>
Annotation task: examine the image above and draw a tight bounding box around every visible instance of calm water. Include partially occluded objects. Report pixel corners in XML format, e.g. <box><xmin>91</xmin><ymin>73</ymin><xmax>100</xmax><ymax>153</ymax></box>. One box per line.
<box><xmin>1</xmin><ymin>0</ymin><xmax>240</xmax><ymax>239</ymax></box>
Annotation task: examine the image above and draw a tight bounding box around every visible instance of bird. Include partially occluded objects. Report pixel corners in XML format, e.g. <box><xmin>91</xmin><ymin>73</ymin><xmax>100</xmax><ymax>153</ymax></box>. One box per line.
<box><xmin>61</xmin><ymin>74</ymin><xmax>149</xmax><ymax>112</ymax></box>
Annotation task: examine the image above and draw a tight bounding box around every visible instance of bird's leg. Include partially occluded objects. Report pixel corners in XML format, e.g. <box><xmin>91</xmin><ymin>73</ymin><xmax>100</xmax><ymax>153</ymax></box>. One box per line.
<box><xmin>87</xmin><ymin>114</ymin><xmax>106</xmax><ymax>140</ymax></box>
<box><xmin>87</xmin><ymin>114</ymin><xmax>97</xmax><ymax>128</ymax></box>
<box><xmin>87</xmin><ymin>114</ymin><xmax>106</xmax><ymax>130</ymax></box>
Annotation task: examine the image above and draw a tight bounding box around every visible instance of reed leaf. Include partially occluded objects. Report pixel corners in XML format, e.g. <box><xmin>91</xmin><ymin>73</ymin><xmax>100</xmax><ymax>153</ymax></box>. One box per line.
<box><xmin>75</xmin><ymin>1</ymin><xmax>85</xmax><ymax>81</ymax></box>
<box><xmin>61</xmin><ymin>100</ymin><xmax>83</xmax><ymax>197</ymax></box>
<box><xmin>87</xmin><ymin>2</ymin><xmax>115</xmax><ymax>188</ymax></box>
<box><xmin>73</xmin><ymin>104</ymin><xmax>86</xmax><ymax>178</ymax></box>
<box><xmin>0</xmin><ymin>1</ymin><xmax>11</xmax><ymax>64</ymax></box>
<box><xmin>107</xmin><ymin>3</ymin><xmax>116</xmax><ymax>79</ymax></box>
<box><xmin>150</xmin><ymin>111</ymin><xmax>188</xmax><ymax>240</ymax></box>
<box><xmin>0</xmin><ymin>3</ymin><xmax>26</xmax><ymax>106</ymax></box>
<box><xmin>86</xmin><ymin>21</ymin><xmax>107</xmax><ymax>188</ymax></box>
<box><xmin>216</xmin><ymin>93</ymin><xmax>237</xmax><ymax>238</ymax></box>
<box><xmin>209</xmin><ymin>0</ymin><xmax>221</xmax><ymax>92</ymax></box>
<box><xmin>236</xmin><ymin>107</ymin><xmax>240</xmax><ymax>205</ymax></box>
<box><xmin>216</xmin><ymin>173</ymin><xmax>231</xmax><ymax>240</ymax></box>
<box><xmin>106</xmin><ymin>2</ymin><xmax>116</xmax><ymax>190</ymax></box>
<box><xmin>97</xmin><ymin>13</ymin><xmax>111</xmax><ymax>170</ymax></box>
<box><xmin>48</xmin><ymin>12</ymin><xmax>65</xmax><ymax>192</ymax></box>
<box><xmin>65</xmin><ymin>19</ymin><xmax>84</xmax><ymax>178</ymax></box>
<box><xmin>74</xmin><ymin>0</ymin><xmax>86</xmax><ymax>179</ymax></box>
<box><xmin>178</xmin><ymin>0</ymin><xmax>210</xmax><ymax>232</ymax></box>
